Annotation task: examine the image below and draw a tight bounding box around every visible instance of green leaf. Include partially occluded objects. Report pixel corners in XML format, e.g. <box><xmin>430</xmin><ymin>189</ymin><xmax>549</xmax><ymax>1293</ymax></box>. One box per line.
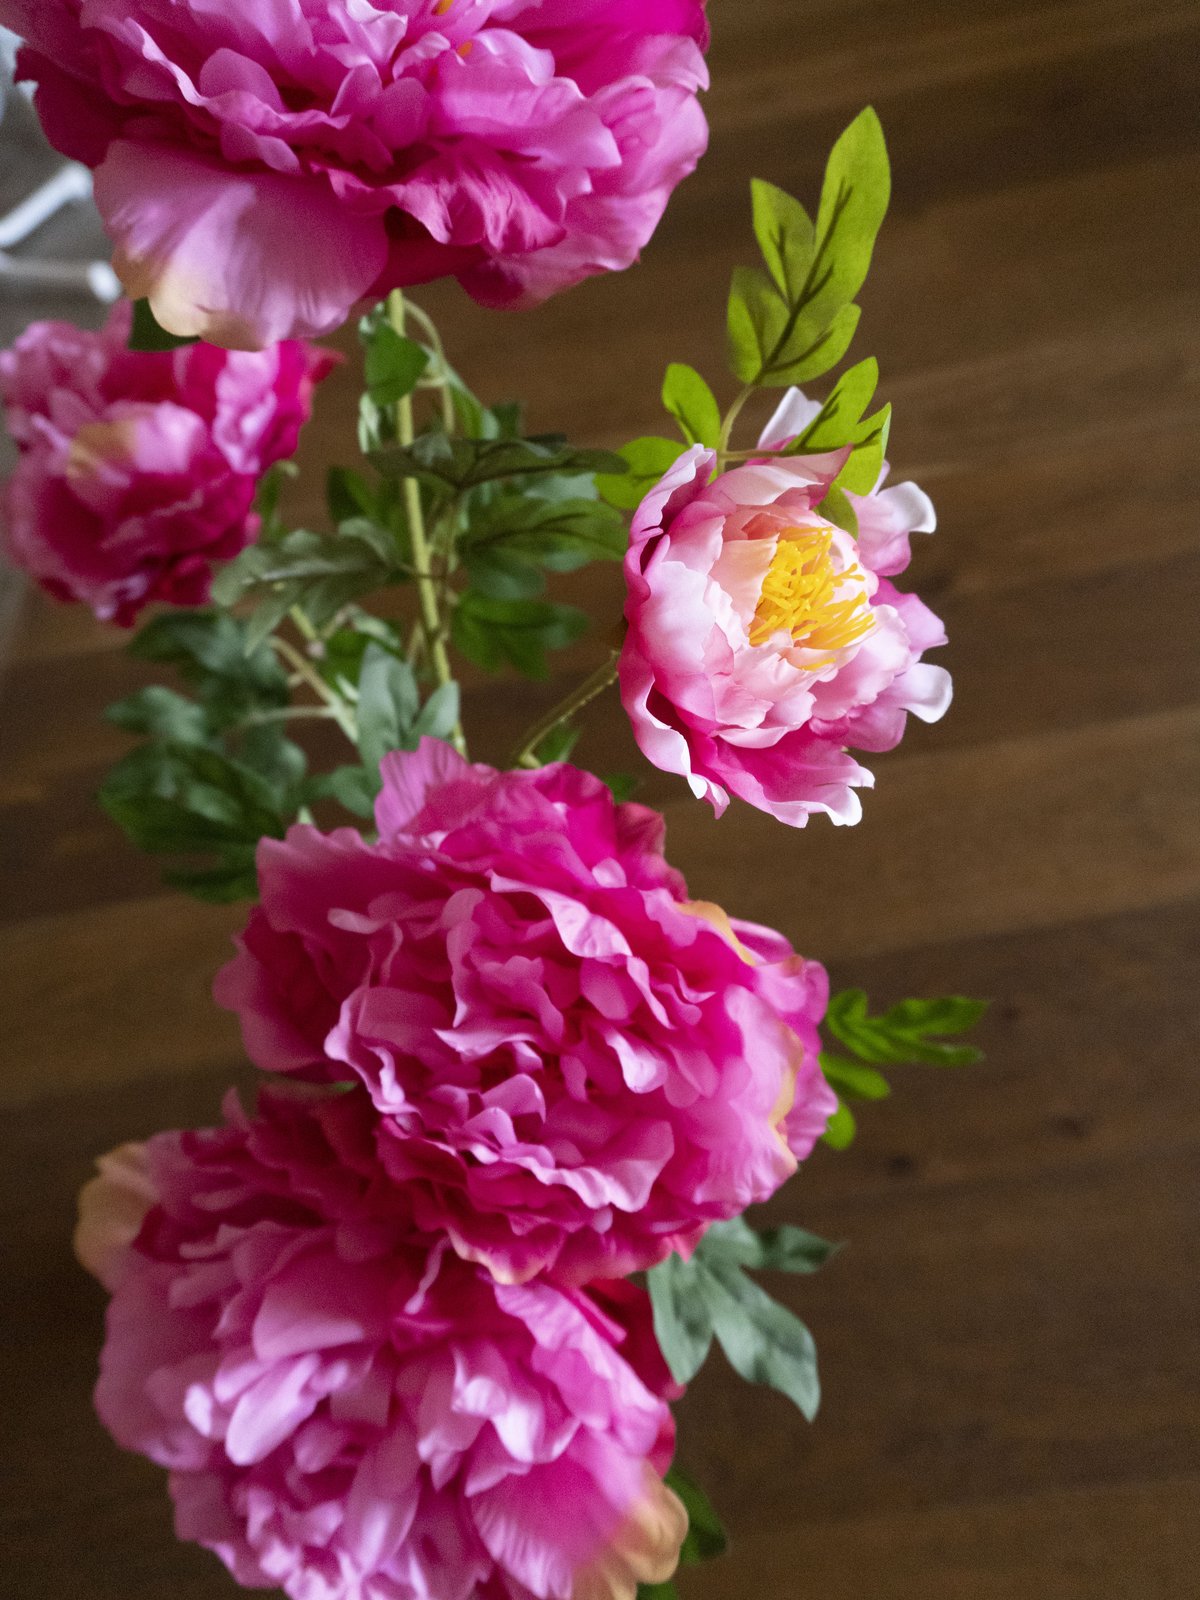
<box><xmin>826</xmin><ymin>990</ymin><xmax>988</xmax><ymax>1068</ymax></box>
<box><xmin>305</xmin><ymin>764</ymin><xmax>380</xmax><ymax>820</ymax></box>
<box><xmin>374</xmin><ymin>433</ymin><xmax>626</xmax><ymax>494</ymax></box>
<box><xmin>129</xmin><ymin>299</ymin><xmax>197</xmax><ymax>352</ymax></box>
<box><xmin>356</xmin><ymin>644</ymin><xmax>420</xmax><ymax>768</ymax></box>
<box><xmin>727</xmin><ymin>263</ymin><xmax>790</xmax><ymax>384</ymax></box>
<box><xmin>805</xmin><ymin>106</ymin><xmax>891</xmax><ymax>339</ymax></box>
<box><xmin>752</xmin><ymin>178</ymin><xmax>815</xmax><ymax>301</ymax></box>
<box><xmin>662</xmin><ymin>363</ymin><xmax>722</xmax><ymax>448</ymax></box>
<box><xmin>704</xmin><ymin>1259</ymin><xmax>821</xmax><ymax>1421</ymax></box>
<box><xmin>327</xmin><ymin>466</ymin><xmax>378</xmax><ymax>523</ymax></box>
<box><xmin>637</xmin><ymin>1585</ymin><xmax>678</xmax><ymax>1600</ymax></box>
<box><xmin>834</xmin><ymin>402</ymin><xmax>891</xmax><ymax>495</ymax></box>
<box><xmin>602</xmin><ymin>773</ymin><xmax>639</xmax><ymax>803</ymax></box>
<box><xmin>768</xmin><ymin>302</ymin><xmax>861</xmax><ymax>386</ymax></box>
<box><xmin>412</xmin><ymin>682</ymin><xmax>462</xmax><ymax>745</ymax></box>
<box><xmin>816</xmin><ymin>483</ymin><xmax>858</xmax><ymax>537</ymax></box>
<box><xmin>127</xmin><ymin>611</ymin><xmax>289</xmax><ymax>727</ymax></box>
<box><xmin>464</xmin><ymin>496</ymin><xmax>628</xmax><ymax>568</ymax></box>
<box><xmin>532</xmin><ymin>724</ymin><xmax>582</xmax><ymax>765</ymax></box>
<box><xmin>819</xmin><ymin>1052</ymin><xmax>892</xmax><ymax>1101</ymax></box>
<box><xmin>365</xmin><ymin>324</ymin><xmax>430</xmax><ymax>405</ymax></box>
<box><xmin>647</xmin><ymin>1253</ymin><xmax>715</xmax><ymax>1385</ymax></box>
<box><xmin>666</xmin><ymin>1465</ymin><xmax>728</xmax><ymax>1565</ymax></box>
<box><xmin>697</xmin><ymin>1218</ymin><xmax>840</xmax><ymax>1275</ymax></box>
<box><xmin>821</xmin><ymin>1098</ymin><xmax>858</xmax><ymax>1150</ymax></box>
<box><xmin>452</xmin><ymin>594</ymin><xmax>588</xmax><ymax>679</ymax></box>
<box><xmin>784</xmin><ymin>358</ymin><xmax>879</xmax><ymax>453</ymax></box>
<box><xmin>106</xmin><ymin>687</ymin><xmax>208</xmax><ymax>745</ymax></box>
<box><xmin>596</xmin><ymin>436</ymin><xmax>686</xmax><ymax>510</ymax></box>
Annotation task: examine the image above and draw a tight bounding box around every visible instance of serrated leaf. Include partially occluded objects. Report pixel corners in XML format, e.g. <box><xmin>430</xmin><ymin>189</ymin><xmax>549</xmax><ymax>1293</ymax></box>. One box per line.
<box><xmin>698</xmin><ymin>1218</ymin><xmax>840</xmax><ymax>1275</ymax></box>
<box><xmin>374</xmin><ymin>433</ymin><xmax>626</xmax><ymax>493</ymax></box>
<box><xmin>666</xmin><ymin>1465</ymin><xmax>727</xmax><ymax>1565</ymax></box>
<box><xmin>106</xmin><ymin>687</ymin><xmax>208</xmax><ymax>744</ymax></box>
<box><xmin>704</xmin><ymin>1259</ymin><xmax>821</xmax><ymax>1421</ymax></box>
<box><xmin>452</xmin><ymin>594</ymin><xmax>588</xmax><ymax>679</ymax></box>
<box><xmin>648</xmin><ymin>1254</ymin><xmax>715</xmax><ymax>1385</ymax></box>
<box><xmin>596</xmin><ymin>436</ymin><xmax>686</xmax><ymax>511</ymax></box>
<box><xmin>821</xmin><ymin>1098</ymin><xmax>858</xmax><ymax>1150</ymax></box>
<box><xmin>752</xmin><ymin>178</ymin><xmax>815</xmax><ymax>300</ymax></box>
<box><xmin>662</xmin><ymin>363</ymin><xmax>722</xmax><ymax>448</ymax></box>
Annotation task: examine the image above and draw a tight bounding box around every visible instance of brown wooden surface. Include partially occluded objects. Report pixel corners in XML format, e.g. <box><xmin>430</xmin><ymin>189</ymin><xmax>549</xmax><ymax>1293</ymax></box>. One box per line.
<box><xmin>2</xmin><ymin>1</ymin><xmax>1200</xmax><ymax>1595</ymax></box>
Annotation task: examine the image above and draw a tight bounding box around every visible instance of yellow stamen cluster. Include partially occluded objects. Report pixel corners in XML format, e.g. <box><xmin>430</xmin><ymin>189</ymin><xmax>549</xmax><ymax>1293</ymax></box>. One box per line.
<box><xmin>749</xmin><ymin>525</ymin><xmax>875</xmax><ymax>664</ymax></box>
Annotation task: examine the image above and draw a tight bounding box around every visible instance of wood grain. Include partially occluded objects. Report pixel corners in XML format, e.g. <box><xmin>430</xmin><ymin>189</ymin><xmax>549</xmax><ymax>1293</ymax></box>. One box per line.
<box><xmin>2</xmin><ymin>1</ymin><xmax>1198</xmax><ymax>1595</ymax></box>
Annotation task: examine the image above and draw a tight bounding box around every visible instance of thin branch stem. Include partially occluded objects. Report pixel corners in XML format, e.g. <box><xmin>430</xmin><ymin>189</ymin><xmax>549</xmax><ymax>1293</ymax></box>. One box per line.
<box><xmin>510</xmin><ymin>655</ymin><xmax>620</xmax><ymax>770</ymax></box>
<box><xmin>270</xmin><ymin>635</ymin><xmax>359</xmax><ymax>745</ymax></box>
<box><xmin>717</xmin><ymin>385</ymin><xmax>754</xmax><ymax>464</ymax></box>
<box><xmin>387</xmin><ymin>289</ymin><xmax>467</xmax><ymax>756</ymax></box>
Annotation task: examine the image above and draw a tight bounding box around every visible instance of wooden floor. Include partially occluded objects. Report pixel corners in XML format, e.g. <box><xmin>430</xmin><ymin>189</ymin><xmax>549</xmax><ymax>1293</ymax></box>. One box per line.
<box><xmin>3</xmin><ymin>1</ymin><xmax>1200</xmax><ymax>1595</ymax></box>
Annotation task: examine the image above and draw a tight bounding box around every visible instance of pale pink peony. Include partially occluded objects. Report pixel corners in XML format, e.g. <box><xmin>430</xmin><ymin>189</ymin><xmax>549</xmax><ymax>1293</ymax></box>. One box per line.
<box><xmin>81</xmin><ymin>1088</ymin><xmax>687</xmax><ymax>1600</ymax></box>
<box><xmin>214</xmin><ymin>740</ymin><xmax>835</xmax><ymax>1286</ymax></box>
<box><xmin>2</xmin><ymin>0</ymin><xmax>710</xmax><ymax>348</ymax></box>
<box><xmin>0</xmin><ymin>301</ymin><xmax>334</xmax><ymax>624</ymax></box>
<box><xmin>619</xmin><ymin>389</ymin><xmax>953</xmax><ymax>827</ymax></box>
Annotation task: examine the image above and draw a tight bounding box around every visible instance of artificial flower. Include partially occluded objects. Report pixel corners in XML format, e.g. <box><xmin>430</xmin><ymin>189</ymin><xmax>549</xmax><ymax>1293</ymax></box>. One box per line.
<box><xmin>214</xmin><ymin>739</ymin><xmax>835</xmax><ymax>1285</ymax></box>
<box><xmin>619</xmin><ymin>389</ymin><xmax>953</xmax><ymax>827</ymax></box>
<box><xmin>3</xmin><ymin>0</ymin><xmax>710</xmax><ymax>347</ymax></box>
<box><xmin>0</xmin><ymin>301</ymin><xmax>333</xmax><ymax>624</ymax></box>
<box><xmin>79</xmin><ymin>1087</ymin><xmax>686</xmax><ymax>1600</ymax></box>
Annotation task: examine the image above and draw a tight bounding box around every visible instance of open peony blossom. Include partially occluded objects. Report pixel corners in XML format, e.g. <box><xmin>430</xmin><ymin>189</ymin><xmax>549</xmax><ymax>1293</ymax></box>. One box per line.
<box><xmin>0</xmin><ymin>301</ymin><xmax>333</xmax><ymax>624</ymax></box>
<box><xmin>79</xmin><ymin>1088</ymin><xmax>686</xmax><ymax>1600</ymax></box>
<box><xmin>214</xmin><ymin>740</ymin><xmax>835</xmax><ymax>1286</ymax></box>
<box><xmin>2</xmin><ymin>0</ymin><xmax>710</xmax><ymax>348</ymax></box>
<box><xmin>620</xmin><ymin>389</ymin><xmax>953</xmax><ymax>827</ymax></box>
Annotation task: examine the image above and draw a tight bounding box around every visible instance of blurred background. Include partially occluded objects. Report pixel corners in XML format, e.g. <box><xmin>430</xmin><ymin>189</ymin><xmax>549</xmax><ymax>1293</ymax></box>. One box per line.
<box><xmin>2</xmin><ymin>1</ymin><xmax>1198</xmax><ymax>1596</ymax></box>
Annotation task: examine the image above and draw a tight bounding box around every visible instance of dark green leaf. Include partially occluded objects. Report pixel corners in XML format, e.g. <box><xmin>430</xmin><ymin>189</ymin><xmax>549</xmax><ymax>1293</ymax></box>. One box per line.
<box><xmin>666</xmin><ymin>1465</ymin><xmax>728</xmax><ymax>1566</ymax></box>
<box><xmin>305</xmin><ymin>764</ymin><xmax>381</xmax><ymax>820</ymax></box>
<box><xmin>602</xmin><ymin>773</ymin><xmax>639</xmax><ymax>803</ymax></box>
<box><xmin>129</xmin><ymin>299</ymin><xmax>197</xmax><ymax>352</ymax></box>
<box><xmin>463</xmin><ymin>545</ymin><xmax>547</xmax><ymax>600</ymax></box>
<box><xmin>596</xmin><ymin>436</ymin><xmax>686</xmax><ymax>510</ymax></box>
<box><xmin>327</xmin><ymin>466</ymin><xmax>377</xmax><ymax>524</ymax></box>
<box><xmin>532</xmin><ymin>724</ymin><xmax>582</xmax><ymax>765</ymax></box>
<box><xmin>464</xmin><ymin>497</ymin><xmax>628</xmax><ymax>569</ymax></box>
<box><xmin>374</xmin><ymin>433</ymin><xmax>626</xmax><ymax>494</ymax></box>
<box><xmin>452</xmin><ymin>594</ymin><xmax>588</xmax><ymax>679</ymax></box>
<box><xmin>637</xmin><ymin>1585</ymin><xmax>678</xmax><ymax>1600</ymax></box>
<box><xmin>662</xmin><ymin>363</ymin><xmax>722</xmax><ymax>448</ymax></box>
<box><xmin>105</xmin><ymin>687</ymin><xmax>208</xmax><ymax>744</ymax></box>
<box><xmin>647</xmin><ymin>1253</ymin><xmax>715</xmax><ymax>1385</ymax></box>
<box><xmin>127</xmin><ymin>611</ymin><xmax>289</xmax><ymax>726</ymax></box>
<box><xmin>412</xmin><ymin>682</ymin><xmax>462</xmax><ymax>744</ymax></box>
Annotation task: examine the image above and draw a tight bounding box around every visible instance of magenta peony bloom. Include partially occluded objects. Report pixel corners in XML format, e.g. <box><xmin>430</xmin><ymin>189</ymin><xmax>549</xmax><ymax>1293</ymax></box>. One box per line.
<box><xmin>214</xmin><ymin>740</ymin><xmax>835</xmax><ymax>1286</ymax></box>
<box><xmin>0</xmin><ymin>302</ymin><xmax>334</xmax><ymax>624</ymax></box>
<box><xmin>2</xmin><ymin>1</ymin><xmax>710</xmax><ymax>348</ymax></box>
<box><xmin>78</xmin><ymin>1088</ymin><xmax>686</xmax><ymax>1600</ymax></box>
<box><xmin>619</xmin><ymin>389</ymin><xmax>953</xmax><ymax>828</ymax></box>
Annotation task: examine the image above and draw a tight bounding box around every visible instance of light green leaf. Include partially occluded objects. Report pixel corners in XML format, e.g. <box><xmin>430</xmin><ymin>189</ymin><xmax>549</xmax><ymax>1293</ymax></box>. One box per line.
<box><xmin>826</xmin><ymin>989</ymin><xmax>988</xmax><ymax>1068</ymax></box>
<box><xmin>451</xmin><ymin>594</ymin><xmax>588</xmax><ymax>679</ymax></box>
<box><xmin>819</xmin><ymin>1052</ymin><xmax>892</xmax><ymax>1102</ymax></box>
<box><xmin>752</xmin><ymin>178</ymin><xmax>815</xmax><ymax>301</ymax></box>
<box><xmin>767</xmin><ymin>302</ymin><xmax>861</xmax><ymax>387</ymax></box>
<box><xmin>596</xmin><ymin>436</ymin><xmax>685</xmax><ymax>511</ymax></box>
<box><xmin>704</xmin><ymin>1259</ymin><xmax>821</xmax><ymax>1421</ymax></box>
<box><xmin>816</xmin><ymin>483</ymin><xmax>858</xmax><ymax>536</ymax></box>
<box><xmin>662</xmin><ymin>363</ymin><xmax>722</xmax><ymax>448</ymax></box>
<box><xmin>364</xmin><ymin>324</ymin><xmax>430</xmax><ymax>405</ymax></box>
<box><xmin>834</xmin><ymin>402</ymin><xmax>891</xmax><ymax>495</ymax></box>
<box><xmin>356</xmin><ymin>644</ymin><xmax>420</xmax><ymax>768</ymax></box>
<box><xmin>821</xmin><ymin>1098</ymin><xmax>858</xmax><ymax>1150</ymax></box>
<box><xmin>647</xmin><ymin>1254</ymin><xmax>715</xmax><ymax>1385</ymax></box>
<box><xmin>804</xmin><ymin>105</ymin><xmax>891</xmax><ymax>338</ymax></box>
<box><xmin>784</xmin><ymin>358</ymin><xmax>879</xmax><ymax>454</ymax></box>
<box><xmin>698</xmin><ymin>1218</ymin><xmax>840</xmax><ymax>1275</ymax></box>
<box><xmin>727</xmin><ymin>263</ymin><xmax>789</xmax><ymax>384</ymax></box>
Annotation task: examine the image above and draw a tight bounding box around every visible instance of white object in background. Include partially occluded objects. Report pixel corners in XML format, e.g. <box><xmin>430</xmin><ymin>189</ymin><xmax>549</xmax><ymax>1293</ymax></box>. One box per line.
<box><xmin>0</xmin><ymin>27</ymin><xmax>121</xmax><ymax>303</ymax></box>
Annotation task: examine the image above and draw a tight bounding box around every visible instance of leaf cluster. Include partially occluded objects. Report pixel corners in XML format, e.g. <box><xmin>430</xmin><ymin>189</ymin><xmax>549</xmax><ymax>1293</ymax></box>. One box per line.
<box><xmin>647</xmin><ymin>1218</ymin><xmax>838</xmax><ymax>1422</ymax></box>
<box><xmin>820</xmin><ymin>989</ymin><xmax>989</xmax><ymax>1149</ymax></box>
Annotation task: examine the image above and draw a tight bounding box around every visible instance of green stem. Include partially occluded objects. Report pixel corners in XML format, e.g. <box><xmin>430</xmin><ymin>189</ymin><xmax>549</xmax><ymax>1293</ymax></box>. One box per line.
<box><xmin>386</xmin><ymin>289</ymin><xmax>467</xmax><ymax>756</ymax></box>
<box><xmin>271</xmin><ymin>635</ymin><xmax>359</xmax><ymax>745</ymax></box>
<box><xmin>510</xmin><ymin>655</ymin><xmax>620</xmax><ymax>770</ymax></box>
<box><xmin>404</xmin><ymin>299</ymin><xmax>458</xmax><ymax>434</ymax></box>
<box><xmin>717</xmin><ymin>385</ymin><xmax>754</xmax><ymax>464</ymax></box>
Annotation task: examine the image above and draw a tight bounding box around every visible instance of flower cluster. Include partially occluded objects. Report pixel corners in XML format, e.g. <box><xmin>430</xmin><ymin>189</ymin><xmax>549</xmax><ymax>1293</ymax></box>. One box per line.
<box><xmin>620</xmin><ymin>391</ymin><xmax>951</xmax><ymax>828</ymax></box>
<box><xmin>0</xmin><ymin>302</ymin><xmax>332</xmax><ymax>623</ymax></box>
<box><xmin>3</xmin><ymin>0</ymin><xmax>710</xmax><ymax>346</ymax></box>
<box><xmin>79</xmin><ymin>744</ymin><xmax>835</xmax><ymax>1599</ymax></box>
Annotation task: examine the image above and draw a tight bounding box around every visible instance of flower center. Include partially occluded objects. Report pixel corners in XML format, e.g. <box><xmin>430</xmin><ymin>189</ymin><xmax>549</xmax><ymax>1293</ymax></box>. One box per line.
<box><xmin>749</xmin><ymin>525</ymin><xmax>875</xmax><ymax>662</ymax></box>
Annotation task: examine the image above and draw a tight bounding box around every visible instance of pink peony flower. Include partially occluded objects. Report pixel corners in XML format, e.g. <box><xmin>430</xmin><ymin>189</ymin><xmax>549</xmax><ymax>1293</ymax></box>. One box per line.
<box><xmin>3</xmin><ymin>1</ymin><xmax>710</xmax><ymax>348</ymax></box>
<box><xmin>214</xmin><ymin>739</ymin><xmax>835</xmax><ymax>1286</ymax></box>
<box><xmin>619</xmin><ymin>389</ymin><xmax>953</xmax><ymax>827</ymax></box>
<box><xmin>80</xmin><ymin>1088</ymin><xmax>686</xmax><ymax>1600</ymax></box>
<box><xmin>0</xmin><ymin>301</ymin><xmax>334</xmax><ymax>624</ymax></box>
